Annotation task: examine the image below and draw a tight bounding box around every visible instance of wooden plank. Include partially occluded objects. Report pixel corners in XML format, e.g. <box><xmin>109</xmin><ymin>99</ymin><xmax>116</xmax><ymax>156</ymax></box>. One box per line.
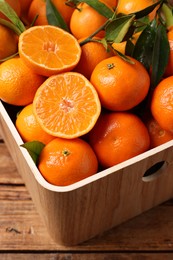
<box><xmin>0</xmin><ymin>253</ymin><xmax>173</xmax><ymax>260</ymax></box>
<box><xmin>1</xmin><ymin>187</ymin><xmax>173</xmax><ymax>251</ymax></box>
<box><xmin>0</xmin><ymin>143</ymin><xmax>23</xmax><ymax>185</ymax></box>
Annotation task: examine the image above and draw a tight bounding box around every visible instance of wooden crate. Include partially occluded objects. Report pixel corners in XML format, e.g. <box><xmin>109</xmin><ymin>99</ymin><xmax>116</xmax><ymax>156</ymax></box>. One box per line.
<box><xmin>1</xmin><ymin>100</ymin><xmax>173</xmax><ymax>246</ymax></box>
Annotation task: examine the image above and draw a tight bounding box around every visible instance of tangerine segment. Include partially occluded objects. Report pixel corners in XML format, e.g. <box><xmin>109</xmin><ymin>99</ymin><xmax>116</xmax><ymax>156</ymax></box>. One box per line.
<box><xmin>18</xmin><ymin>25</ymin><xmax>81</xmax><ymax>77</ymax></box>
<box><xmin>33</xmin><ymin>72</ymin><xmax>101</xmax><ymax>138</ymax></box>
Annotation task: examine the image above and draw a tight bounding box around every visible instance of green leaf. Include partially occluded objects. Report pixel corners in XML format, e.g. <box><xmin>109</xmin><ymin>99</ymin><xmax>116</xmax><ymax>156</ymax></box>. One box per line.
<box><xmin>125</xmin><ymin>39</ymin><xmax>135</xmax><ymax>56</ymax></box>
<box><xmin>78</xmin><ymin>0</ymin><xmax>114</xmax><ymax>19</ymax></box>
<box><xmin>131</xmin><ymin>0</ymin><xmax>163</xmax><ymax>19</ymax></box>
<box><xmin>151</xmin><ymin>23</ymin><xmax>170</xmax><ymax>88</ymax></box>
<box><xmin>105</xmin><ymin>15</ymin><xmax>135</xmax><ymax>43</ymax></box>
<box><xmin>0</xmin><ymin>0</ymin><xmax>25</xmax><ymax>34</ymax></box>
<box><xmin>46</xmin><ymin>0</ymin><xmax>69</xmax><ymax>31</ymax></box>
<box><xmin>132</xmin><ymin>19</ymin><xmax>157</xmax><ymax>71</ymax></box>
<box><xmin>21</xmin><ymin>141</ymin><xmax>45</xmax><ymax>165</ymax></box>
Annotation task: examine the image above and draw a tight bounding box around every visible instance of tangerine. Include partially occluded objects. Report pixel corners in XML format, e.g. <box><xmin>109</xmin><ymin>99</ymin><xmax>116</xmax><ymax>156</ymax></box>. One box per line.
<box><xmin>75</xmin><ymin>38</ymin><xmax>113</xmax><ymax>79</ymax></box>
<box><xmin>145</xmin><ymin>116</ymin><xmax>173</xmax><ymax>148</ymax></box>
<box><xmin>151</xmin><ymin>76</ymin><xmax>173</xmax><ymax>133</ymax></box>
<box><xmin>89</xmin><ymin>112</ymin><xmax>150</xmax><ymax>168</ymax></box>
<box><xmin>38</xmin><ymin>137</ymin><xmax>98</xmax><ymax>186</ymax></box>
<box><xmin>0</xmin><ymin>56</ymin><xmax>45</xmax><ymax>106</ymax></box>
<box><xmin>0</xmin><ymin>25</ymin><xmax>18</xmax><ymax>61</ymax></box>
<box><xmin>90</xmin><ymin>56</ymin><xmax>150</xmax><ymax>111</ymax></box>
<box><xmin>33</xmin><ymin>72</ymin><xmax>101</xmax><ymax>139</ymax></box>
<box><xmin>18</xmin><ymin>25</ymin><xmax>81</xmax><ymax>77</ymax></box>
<box><xmin>16</xmin><ymin>103</ymin><xmax>55</xmax><ymax>144</ymax></box>
<box><xmin>70</xmin><ymin>3</ymin><xmax>109</xmax><ymax>40</ymax></box>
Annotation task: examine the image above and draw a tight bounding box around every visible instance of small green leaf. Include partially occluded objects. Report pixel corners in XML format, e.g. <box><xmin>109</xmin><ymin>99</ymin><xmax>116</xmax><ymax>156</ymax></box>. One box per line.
<box><xmin>46</xmin><ymin>0</ymin><xmax>69</xmax><ymax>31</ymax></box>
<box><xmin>105</xmin><ymin>15</ymin><xmax>135</xmax><ymax>43</ymax></box>
<box><xmin>125</xmin><ymin>39</ymin><xmax>135</xmax><ymax>56</ymax></box>
<box><xmin>151</xmin><ymin>23</ymin><xmax>170</xmax><ymax>88</ymax></box>
<box><xmin>21</xmin><ymin>141</ymin><xmax>45</xmax><ymax>165</ymax></box>
<box><xmin>132</xmin><ymin>0</ymin><xmax>163</xmax><ymax>19</ymax></box>
<box><xmin>78</xmin><ymin>0</ymin><xmax>114</xmax><ymax>19</ymax></box>
<box><xmin>0</xmin><ymin>0</ymin><xmax>25</xmax><ymax>34</ymax></box>
<box><xmin>132</xmin><ymin>19</ymin><xmax>157</xmax><ymax>71</ymax></box>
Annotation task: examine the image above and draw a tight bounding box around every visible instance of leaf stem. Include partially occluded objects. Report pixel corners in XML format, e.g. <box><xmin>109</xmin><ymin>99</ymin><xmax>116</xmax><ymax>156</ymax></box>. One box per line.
<box><xmin>79</xmin><ymin>18</ymin><xmax>111</xmax><ymax>46</ymax></box>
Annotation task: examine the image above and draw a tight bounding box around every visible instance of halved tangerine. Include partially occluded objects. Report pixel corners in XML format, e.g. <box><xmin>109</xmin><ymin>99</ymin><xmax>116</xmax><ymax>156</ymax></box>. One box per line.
<box><xmin>33</xmin><ymin>72</ymin><xmax>101</xmax><ymax>139</ymax></box>
<box><xmin>18</xmin><ymin>25</ymin><xmax>81</xmax><ymax>77</ymax></box>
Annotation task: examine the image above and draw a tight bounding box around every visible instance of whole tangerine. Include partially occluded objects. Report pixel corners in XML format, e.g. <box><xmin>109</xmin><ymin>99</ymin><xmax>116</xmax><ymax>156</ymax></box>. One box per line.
<box><xmin>38</xmin><ymin>137</ymin><xmax>98</xmax><ymax>186</ymax></box>
<box><xmin>151</xmin><ymin>76</ymin><xmax>173</xmax><ymax>133</ymax></box>
<box><xmin>90</xmin><ymin>56</ymin><xmax>150</xmax><ymax>111</ymax></box>
<box><xmin>0</xmin><ymin>57</ymin><xmax>45</xmax><ymax>106</ymax></box>
<box><xmin>16</xmin><ymin>104</ymin><xmax>55</xmax><ymax>144</ymax></box>
<box><xmin>89</xmin><ymin>111</ymin><xmax>150</xmax><ymax>168</ymax></box>
<box><xmin>70</xmin><ymin>3</ymin><xmax>109</xmax><ymax>39</ymax></box>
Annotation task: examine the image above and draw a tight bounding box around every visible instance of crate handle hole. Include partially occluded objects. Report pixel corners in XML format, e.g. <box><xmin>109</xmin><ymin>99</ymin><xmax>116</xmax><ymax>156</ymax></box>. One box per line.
<box><xmin>142</xmin><ymin>161</ymin><xmax>167</xmax><ymax>182</ymax></box>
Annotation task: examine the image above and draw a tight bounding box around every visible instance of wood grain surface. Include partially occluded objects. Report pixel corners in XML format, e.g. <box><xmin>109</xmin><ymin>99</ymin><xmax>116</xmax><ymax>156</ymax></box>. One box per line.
<box><xmin>1</xmin><ymin>132</ymin><xmax>173</xmax><ymax>259</ymax></box>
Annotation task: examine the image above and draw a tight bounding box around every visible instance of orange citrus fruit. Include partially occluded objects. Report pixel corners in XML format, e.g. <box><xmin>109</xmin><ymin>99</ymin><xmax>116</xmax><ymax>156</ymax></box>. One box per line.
<box><xmin>70</xmin><ymin>3</ymin><xmax>110</xmax><ymax>40</ymax></box>
<box><xmin>0</xmin><ymin>25</ymin><xmax>18</xmax><ymax>61</ymax></box>
<box><xmin>75</xmin><ymin>38</ymin><xmax>113</xmax><ymax>79</ymax></box>
<box><xmin>151</xmin><ymin>76</ymin><xmax>173</xmax><ymax>133</ymax></box>
<box><xmin>51</xmin><ymin>0</ymin><xmax>74</xmax><ymax>26</ymax></box>
<box><xmin>19</xmin><ymin>0</ymin><xmax>33</xmax><ymax>14</ymax></box>
<box><xmin>164</xmin><ymin>28</ymin><xmax>173</xmax><ymax>77</ymax></box>
<box><xmin>89</xmin><ymin>112</ymin><xmax>150</xmax><ymax>168</ymax></box>
<box><xmin>18</xmin><ymin>25</ymin><xmax>81</xmax><ymax>77</ymax></box>
<box><xmin>38</xmin><ymin>137</ymin><xmax>98</xmax><ymax>186</ymax></box>
<box><xmin>116</xmin><ymin>0</ymin><xmax>157</xmax><ymax>20</ymax></box>
<box><xmin>90</xmin><ymin>56</ymin><xmax>150</xmax><ymax>111</ymax></box>
<box><xmin>28</xmin><ymin>0</ymin><xmax>48</xmax><ymax>25</ymax></box>
<box><xmin>100</xmin><ymin>0</ymin><xmax>118</xmax><ymax>9</ymax></box>
<box><xmin>145</xmin><ymin>116</ymin><xmax>173</xmax><ymax>148</ymax></box>
<box><xmin>28</xmin><ymin>0</ymin><xmax>73</xmax><ymax>26</ymax></box>
<box><xmin>33</xmin><ymin>72</ymin><xmax>101</xmax><ymax>139</ymax></box>
<box><xmin>18</xmin><ymin>0</ymin><xmax>33</xmax><ymax>24</ymax></box>
<box><xmin>16</xmin><ymin>103</ymin><xmax>55</xmax><ymax>144</ymax></box>
<box><xmin>0</xmin><ymin>56</ymin><xmax>45</xmax><ymax>106</ymax></box>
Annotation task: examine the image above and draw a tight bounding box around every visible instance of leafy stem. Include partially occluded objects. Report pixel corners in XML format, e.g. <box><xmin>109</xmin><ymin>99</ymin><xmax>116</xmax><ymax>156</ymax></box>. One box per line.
<box><xmin>79</xmin><ymin>18</ymin><xmax>111</xmax><ymax>46</ymax></box>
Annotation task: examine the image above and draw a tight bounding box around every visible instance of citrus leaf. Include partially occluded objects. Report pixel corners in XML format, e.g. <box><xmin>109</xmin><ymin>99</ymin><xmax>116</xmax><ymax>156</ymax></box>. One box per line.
<box><xmin>161</xmin><ymin>3</ymin><xmax>173</xmax><ymax>28</ymax></box>
<box><xmin>21</xmin><ymin>141</ymin><xmax>45</xmax><ymax>165</ymax></box>
<box><xmin>151</xmin><ymin>23</ymin><xmax>170</xmax><ymax>88</ymax></box>
<box><xmin>0</xmin><ymin>17</ymin><xmax>21</xmax><ymax>35</ymax></box>
<box><xmin>125</xmin><ymin>39</ymin><xmax>135</xmax><ymax>56</ymax></box>
<box><xmin>78</xmin><ymin>0</ymin><xmax>114</xmax><ymax>19</ymax></box>
<box><xmin>131</xmin><ymin>0</ymin><xmax>163</xmax><ymax>19</ymax></box>
<box><xmin>105</xmin><ymin>15</ymin><xmax>135</xmax><ymax>43</ymax></box>
<box><xmin>132</xmin><ymin>19</ymin><xmax>157</xmax><ymax>71</ymax></box>
<box><xmin>0</xmin><ymin>0</ymin><xmax>25</xmax><ymax>33</ymax></box>
<box><xmin>46</xmin><ymin>0</ymin><xmax>69</xmax><ymax>31</ymax></box>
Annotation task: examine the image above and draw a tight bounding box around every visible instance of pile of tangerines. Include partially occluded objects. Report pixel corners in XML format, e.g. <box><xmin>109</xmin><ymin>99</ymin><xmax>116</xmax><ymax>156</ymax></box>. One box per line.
<box><xmin>0</xmin><ymin>0</ymin><xmax>173</xmax><ymax>186</ymax></box>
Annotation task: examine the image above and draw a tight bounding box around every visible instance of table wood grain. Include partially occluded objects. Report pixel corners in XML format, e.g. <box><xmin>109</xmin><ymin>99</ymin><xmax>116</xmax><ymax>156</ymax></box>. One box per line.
<box><xmin>1</xmin><ymin>134</ymin><xmax>173</xmax><ymax>259</ymax></box>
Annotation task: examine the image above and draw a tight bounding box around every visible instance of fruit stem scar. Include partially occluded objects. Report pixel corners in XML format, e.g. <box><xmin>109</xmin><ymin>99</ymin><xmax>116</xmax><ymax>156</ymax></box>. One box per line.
<box><xmin>63</xmin><ymin>150</ymin><xmax>70</xmax><ymax>156</ymax></box>
<box><xmin>107</xmin><ymin>63</ymin><xmax>115</xmax><ymax>70</ymax></box>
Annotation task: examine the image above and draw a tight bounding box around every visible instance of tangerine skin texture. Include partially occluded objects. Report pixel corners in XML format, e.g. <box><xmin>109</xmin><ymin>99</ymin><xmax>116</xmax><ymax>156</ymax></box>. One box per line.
<box><xmin>89</xmin><ymin>112</ymin><xmax>150</xmax><ymax>168</ymax></box>
<box><xmin>16</xmin><ymin>104</ymin><xmax>55</xmax><ymax>144</ymax></box>
<box><xmin>90</xmin><ymin>56</ymin><xmax>150</xmax><ymax>111</ymax></box>
<box><xmin>38</xmin><ymin>138</ymin><xmax>98</xmax><ymax>186</ymax></box>
<box><xmin>70</xmin><ymin>3</ymin><xmax>107</xmax><ymax>40</ymax></box>
<box><xmin>151</xmin><ymin>76</ymin><xmax>173</xmax><ymax>133</ymax></box>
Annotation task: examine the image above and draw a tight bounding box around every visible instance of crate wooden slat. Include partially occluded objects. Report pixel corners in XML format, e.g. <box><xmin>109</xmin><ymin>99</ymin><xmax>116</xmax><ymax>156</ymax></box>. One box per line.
<box><xmin>1</xmin><ymin>100</ymin><xmax>173</xmax><ymax>246</ymax></box>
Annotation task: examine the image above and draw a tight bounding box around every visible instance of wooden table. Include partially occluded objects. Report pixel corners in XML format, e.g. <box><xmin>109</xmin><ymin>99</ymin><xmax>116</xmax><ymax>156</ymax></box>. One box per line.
<box><xmin>1</xmin><ymin>134</ymin><xmax>173</xmax><ymax>260</ymax></box>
